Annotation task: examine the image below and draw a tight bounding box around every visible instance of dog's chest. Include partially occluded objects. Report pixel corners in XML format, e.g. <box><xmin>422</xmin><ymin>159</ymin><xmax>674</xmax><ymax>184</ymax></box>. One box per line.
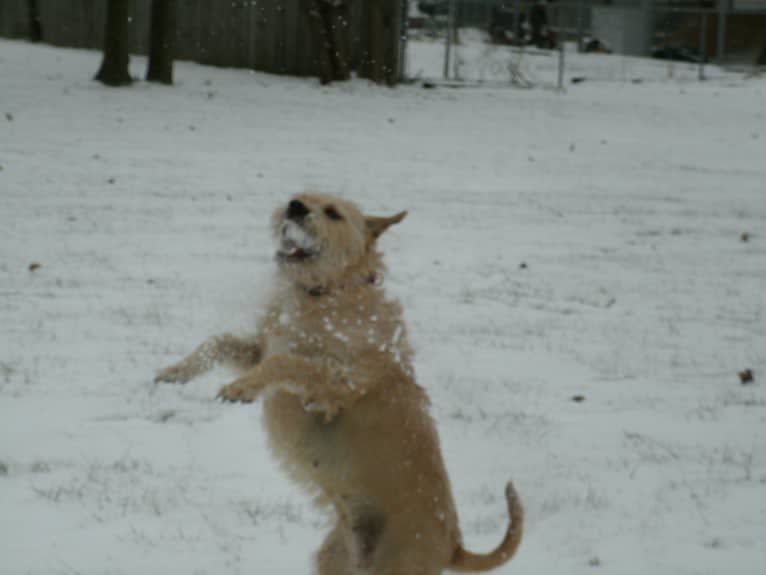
<box><xmin>262</xmin><ymin>299</ymin><xmax>384</xmax><ymax>359</ymax></box>
<box><xmin>263</xmin><ymin>312</ymin><xmax>312</xmax><ymax>357</ymax></box>
<box><xmin>262</xmin><ymin>303</ymin><xmax>348</xmax><ymax>358</ymax></box>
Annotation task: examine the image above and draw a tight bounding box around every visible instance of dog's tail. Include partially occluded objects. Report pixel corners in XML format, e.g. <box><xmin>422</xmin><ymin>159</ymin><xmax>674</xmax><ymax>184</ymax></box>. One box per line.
<box><xmin>449</xmin><ymin>481</ymin><xmax>523</xmax><ymax>573</ymax></box>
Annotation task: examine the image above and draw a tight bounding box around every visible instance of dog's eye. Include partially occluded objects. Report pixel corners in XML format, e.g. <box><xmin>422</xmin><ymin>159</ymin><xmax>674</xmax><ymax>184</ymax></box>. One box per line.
<box><xmin>324</xmin><ymin>206</ymin><xmax>343</xmax><ymax>221</ymax></box>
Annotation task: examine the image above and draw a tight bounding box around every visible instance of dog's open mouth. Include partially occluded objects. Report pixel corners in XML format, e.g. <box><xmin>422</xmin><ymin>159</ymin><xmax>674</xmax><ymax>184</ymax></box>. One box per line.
<box><xmin>276</xmin><ymin>221</ymin><xmax>319</xmax><ymax>262</ymax></box>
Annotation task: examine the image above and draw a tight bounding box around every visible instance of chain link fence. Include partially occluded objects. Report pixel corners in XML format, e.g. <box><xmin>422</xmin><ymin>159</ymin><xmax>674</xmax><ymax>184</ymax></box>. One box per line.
<box><xmin>402</xmin><ymin>0</ymin><xmax>766</xmax><ymax>88</ymax></box>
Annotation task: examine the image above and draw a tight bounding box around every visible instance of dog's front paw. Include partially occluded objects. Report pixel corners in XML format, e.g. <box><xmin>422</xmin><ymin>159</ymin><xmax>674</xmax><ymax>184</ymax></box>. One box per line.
<box><xmin>217</xmin><ymin>381</ymin><xmax>259</xmax><ymax>403</ymax></box>
<box><xmin>155</xmin><ymin>363</ymin><xmax>193</xmax><ymax>384</ymax></box>
<box><xmin>303</xmin><ymin>396</ymin><xmax>342</xmax><ymax>422</ymax></box>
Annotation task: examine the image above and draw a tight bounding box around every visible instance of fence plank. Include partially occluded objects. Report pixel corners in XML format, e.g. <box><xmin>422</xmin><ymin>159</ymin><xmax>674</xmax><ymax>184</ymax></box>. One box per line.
<box><xmin>0</xmin><ymin>0</ymin><xmax>27</xmax><ymax>38</ymax></box>
<box><xmin>0</xmin><ymin>0</ymin><xmax>401</xmax><ymax>81</ymax></box>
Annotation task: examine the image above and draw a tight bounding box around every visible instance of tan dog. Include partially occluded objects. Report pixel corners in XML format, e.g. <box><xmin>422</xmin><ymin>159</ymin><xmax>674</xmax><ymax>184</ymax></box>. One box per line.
<box><xmin>155</xmin><ymin>193</ymin><xmax>523</xmax><ymax>574</ymax></box>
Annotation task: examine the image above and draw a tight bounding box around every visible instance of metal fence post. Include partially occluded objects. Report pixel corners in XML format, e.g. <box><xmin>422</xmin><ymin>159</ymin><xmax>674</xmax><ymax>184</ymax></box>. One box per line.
<box><xmin>400</xmin><ymin>0</ymin><xmax>408</xmax><ymax>82</ymax></box>
<box><xmin>699</xmin><ymin>12</ymin><xmax>708</xmax><ymax>81</ymax></box>
<box><xmin>558</xmin><ymin>40</ymin><xmax>565</xmax><ymax>91</ymax></box>
<box><xmin>443</xmin><ymin>0</ymin><xmax>456</xmax><ymax>79</ymax></box>
<box><xmin>642</xmin><ymin>0</ymin><xmax>654</xmax><ymax>57</ymax></box>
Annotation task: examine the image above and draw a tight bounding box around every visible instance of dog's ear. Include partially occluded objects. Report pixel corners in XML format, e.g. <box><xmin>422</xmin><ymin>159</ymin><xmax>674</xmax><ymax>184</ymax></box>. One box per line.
<box><xmin>365</xmin><ymin>211</ymin><xmax>407</xmax><ymax>242</ymax></box>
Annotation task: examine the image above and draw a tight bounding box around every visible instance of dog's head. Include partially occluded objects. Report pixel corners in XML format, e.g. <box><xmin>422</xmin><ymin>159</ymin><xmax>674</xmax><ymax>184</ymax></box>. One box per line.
<box><xmin>272</xmin><ymin>193</ymin><xmax>406</xmax><ymax>292</ymax></box>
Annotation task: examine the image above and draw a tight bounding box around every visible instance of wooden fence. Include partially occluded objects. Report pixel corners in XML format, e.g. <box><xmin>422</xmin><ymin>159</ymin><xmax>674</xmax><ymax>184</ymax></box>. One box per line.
<box><xmin>0</xmin><ymin>0</ymin><xmax>403</xmax><ymax>82</ymax></box>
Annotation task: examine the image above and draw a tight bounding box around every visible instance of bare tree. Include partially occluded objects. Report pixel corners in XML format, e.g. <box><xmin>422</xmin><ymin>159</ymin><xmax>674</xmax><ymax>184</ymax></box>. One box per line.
<box><xmin>95</xmin><ymin>0</ymin><xmax>132</xmax><ymax>87</ymax></box>
<box><xmin>146</xmin><ymin>0</ymin><xmax>176</xmax><ymax>84</ymax></box>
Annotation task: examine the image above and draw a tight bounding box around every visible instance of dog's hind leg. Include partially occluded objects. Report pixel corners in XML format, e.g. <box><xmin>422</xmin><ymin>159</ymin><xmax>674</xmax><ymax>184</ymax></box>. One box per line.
<box><xmin>316</xmin><ymin>524</ymin><xmax>350</xmax><ymax>575</ymax></box>
<box><xmin>317</xmin><ymin>511</ymin><xmax>386</xmax><ymax>575</ymax></box>
<box><xmin>350</xmin><ymin>508</ymin><xmax>387</xmax><ymax>570</ymax></box>
<box><xmin>155</xmin><ymin>334</ymin><xmax>262</xmax><ymax>384</ymax></box>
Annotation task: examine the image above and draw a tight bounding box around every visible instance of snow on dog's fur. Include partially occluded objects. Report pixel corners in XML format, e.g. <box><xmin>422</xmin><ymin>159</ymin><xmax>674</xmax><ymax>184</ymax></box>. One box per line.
<box><xmin>155</xmin><ymin>192</ymin><xmax>523</xmax><ymax>574</ymax></box>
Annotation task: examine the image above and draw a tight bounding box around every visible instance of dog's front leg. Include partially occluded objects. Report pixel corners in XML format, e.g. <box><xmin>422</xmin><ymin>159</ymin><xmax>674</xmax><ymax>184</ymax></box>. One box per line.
<box><xmin>215</xmin><ymin>363</ymin><xmax>272</xmax><ymax>403</ymax></box>
<box><xmin>155</xmin><ymin>333</ymin><xmax>262</xmax><ymax>384</ymax></box>
<box><xmin>217</xmin><ymin>353</ymin><xmax>356</xmax><ymax>420</ymax></box>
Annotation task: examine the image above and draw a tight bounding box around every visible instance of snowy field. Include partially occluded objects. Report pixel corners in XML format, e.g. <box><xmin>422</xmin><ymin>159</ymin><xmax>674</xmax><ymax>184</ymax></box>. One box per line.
<box><xmin>1</xmin><ymin>37</ymin><xmax>765</xmax><ymax>575</ymax></box>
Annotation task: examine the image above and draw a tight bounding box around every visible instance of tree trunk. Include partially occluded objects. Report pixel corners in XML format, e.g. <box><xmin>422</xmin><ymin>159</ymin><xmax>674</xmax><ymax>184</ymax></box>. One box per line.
<box><xmin>27</xmin><ymin>0</ymin><xmax>42</xmax><ymax>43</ymax></box>
<box><xmin>95</xmin><ymin>0</ymin><xmax>132</xmax><ymax>87</ymax></box>
<box><xmin>146</xmin><ymin>0</ymin><xmax>176</xmax><ymax>84</ymax></box>
<box><xmin>360</xmin><ymin>0</ymin><xmax>400</xmax><ymax>85</ymax></box>
<box><xmin>309</xmin><ymin>0</ymin><xmax>350</xmax><ymax>84</ymax></box>
<box><xmin>380</xmin><ymin>0</ymin><xmax>401</xmax><ymax>85</ymax></box>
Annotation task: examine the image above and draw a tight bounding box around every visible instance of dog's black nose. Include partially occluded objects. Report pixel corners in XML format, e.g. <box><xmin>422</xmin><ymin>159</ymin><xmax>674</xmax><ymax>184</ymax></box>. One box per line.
<box><xmin>287</xmin><ymin>199</ymin><xmax>310</xmax><ymax>221</ymax></box>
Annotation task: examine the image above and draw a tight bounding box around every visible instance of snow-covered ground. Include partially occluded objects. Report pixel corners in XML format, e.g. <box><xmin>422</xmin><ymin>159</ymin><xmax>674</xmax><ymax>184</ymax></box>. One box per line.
<box><xmin>1</xmin><ymin>37</ymin><xmax>765</xmax><ymax>575</ymax></box>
